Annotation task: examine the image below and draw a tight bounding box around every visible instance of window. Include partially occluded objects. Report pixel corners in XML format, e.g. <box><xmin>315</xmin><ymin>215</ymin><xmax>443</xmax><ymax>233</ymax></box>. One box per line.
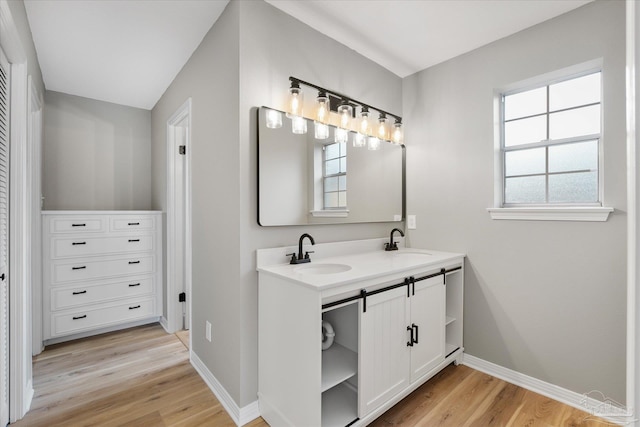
<box><xmin>501</xmin><ymin>71</ymin><xmax>601</xmax><ymax>206</ymax></box>
<box><xmin>323</xmin><ymin>142</ymin><xmax>347</xmax><ymax>209</ymax></box>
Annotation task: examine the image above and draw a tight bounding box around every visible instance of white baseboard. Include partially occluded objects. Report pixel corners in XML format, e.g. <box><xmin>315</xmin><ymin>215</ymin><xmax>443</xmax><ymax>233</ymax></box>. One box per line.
<box><xmin>190</xmin><ymin>351</ymin><xmax>260</xmax><ymax>426</ymax></box>
<box><xmin>463</xmin><ymin>353</ymin><xmax>634</xmax><ymax>425</ymax></box>
<box><xmin>159</xmin><ymin>316</ymin><xmax>169</xmax><ymax>333</ymax></box>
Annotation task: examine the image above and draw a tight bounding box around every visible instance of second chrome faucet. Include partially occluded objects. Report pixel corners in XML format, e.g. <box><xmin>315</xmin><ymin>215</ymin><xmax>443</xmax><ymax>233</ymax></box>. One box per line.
<box><xmin>287</xmin><ymin>233</ymin><xmax>315</xmax><ymax>264</ymax></box>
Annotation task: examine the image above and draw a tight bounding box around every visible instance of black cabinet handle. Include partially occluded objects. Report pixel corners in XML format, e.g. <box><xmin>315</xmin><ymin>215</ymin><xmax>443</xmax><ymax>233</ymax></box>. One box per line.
<box><xmin>128</xmin><ymin>261</ymin><xmax>140</xmax><ymax>265</ymax></box>
<box><xmin>128</xmin><ymin>283</ymin><xmax>141</xmax><ymax>287</ymax></box>
<box><xmin>71</xmin><ymin>223</ymin><xmax>86</xmax><ymax>227</ymax></box>
<box><xmin>72</xmin><ymin>290</ymin><xmax>87</xmax><ymax>295</ymax></box>
<box><xmin>0</xmin><ymin>273</ymin><xmax>4</xmax><ymax>281</ymax></box>
<box><xmin>412</xmin><ymin>323</ymin><xmax>419</xmax><ymax>344</ymax></box>
<box><xmin>129</xmin><ymin>305</ymin><xmax>141</xmax><ymax>310</ymax></box>
<box><xmin>128</xmin><ymin>222</ymin><xmax>140</xmax><ymax>226</ymax></box>
<box><xmin>128</xmin><ymin>239</ymin><xmax>140</xmax><ymax>243</ymax></box>
<box><xmin>72</xmin><ymin>242</ymin><xmax>86</xmax><ymax>246</ymax></box>
<box><xmin>72</xmin><ymin>266</ymin><xmax>86</xmax><ymax>270</ymax></box>
<box><xmin>73</xmin><ymin>315</ymin><xmax>87</xmax><ymax>320</ymax></box>
<box><xmin>407</xmin><ymin>326</ymin><xmax>414</xmax><ymax>347</ymax></box>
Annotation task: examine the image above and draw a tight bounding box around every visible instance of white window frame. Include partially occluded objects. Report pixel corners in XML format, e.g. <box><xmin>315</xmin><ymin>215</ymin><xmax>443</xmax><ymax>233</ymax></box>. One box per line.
<box><xmin>322</xmin><ymin>142</ymin><xmax>347</xmax><ymax>210</ymax></box>
<box><xmin>489</xmin><ymin>60</ymin><xmax>613</xmax><ymax>221</ymax></box>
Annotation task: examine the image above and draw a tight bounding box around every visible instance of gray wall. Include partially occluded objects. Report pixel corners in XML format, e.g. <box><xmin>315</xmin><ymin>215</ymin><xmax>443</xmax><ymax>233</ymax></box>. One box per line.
<box><xmin>150</xmin><ymin>0</ymin><xmax>402</xmax><ymax>407</ymax></box>
<box><xmin>43</xmin><ymin>91</ymin><xmax>151</xmax><ymax>210</ymax></box>
<box><xmin>403</xmin><ymin>0</ymin><xmax>627</xmax><ymax>401</ymax></box>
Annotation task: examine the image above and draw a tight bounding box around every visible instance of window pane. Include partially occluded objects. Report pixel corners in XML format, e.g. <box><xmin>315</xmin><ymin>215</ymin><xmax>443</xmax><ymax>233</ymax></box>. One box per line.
<box><xmin>504</xmin><ymin>87</ymin><xmax>546</xmax><ymax>120</ymax></box>
<box><xmin>325</xmin><ymin>143</ymin><xmax>340</xmax><ymax>160</ymax></box>
<box><xmin>340</xmin><ymin>157</ymin><xmax>347</xmax><ymax>173</ymax></box>
<box><xmin>339</xmin><ymin>142</ymin><xmax>346</xmax><ymax>156</ymax></box>
<box><xmin>324</xmin><ymin>176</ymin><xmax>338</xmax><ymax>192</ymax></box>
<box><xmin>325</xmin><ymin>159</ymin><xmax>340</xmax><ymax>175</ymax></box>
<box><xmin>549</xmin><ymin>172</ymin><xmax>598</xmax><ymax>203</ymax></box>
<box><xmin>324</xmin><ymin>192</ymin><xmax>338</xmax><ymax>208</ymax></box>
<box><xmin>549</xmin><ymin>72</ymin><xmax>601</xmax><ymax>111</ymax></box>
<box><xmin>505</xmin><ymin>147</ymin><xmax>545</xmax><ymax>177</ymax></box>
<box><xmin>549</xmin><ymin>104</ymin><xmax>600</xmax><ymax>140</ymax></box>
<box><xmin>339</xmin><ymin>175</ymin><xmax>346</xmax><ymax>191</ymax></box>
<box><xmin>505</xmin><ymin>176</ymin><xmax>546</xmax><ymax>204</ymax></box>
<box><xmin>549</xmin><ymin>140</ymin><xmax>598</xmax><ymax>173</ymax></box>
<box><xmin>504</xmin><ymin>115</ymin><xmax>546</xmax><ymax>147</ymax></box>
<box><xmin>338</xmin><ymin>191</ymin><xmax>347</xmax><ymax>207</ymax></box>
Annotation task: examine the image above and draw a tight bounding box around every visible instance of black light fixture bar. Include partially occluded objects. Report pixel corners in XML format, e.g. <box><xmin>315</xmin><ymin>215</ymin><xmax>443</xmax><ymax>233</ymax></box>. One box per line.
<box><xmin>289</xmin><ymin>76</ymin><xmax>402</xmax><ymax>123</ymax></box>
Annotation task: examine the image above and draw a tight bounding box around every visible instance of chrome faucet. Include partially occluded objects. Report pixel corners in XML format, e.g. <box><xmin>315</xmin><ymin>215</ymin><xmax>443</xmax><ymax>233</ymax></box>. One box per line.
<box><xmin>385</xmin><ymin>228</ymin><xmax>404</xmax><ymax>251</ymax></box>
<box><xmin>287</xmin><ymin>233</ymin><xmax>315</xmax><ymax>264</ymax></box>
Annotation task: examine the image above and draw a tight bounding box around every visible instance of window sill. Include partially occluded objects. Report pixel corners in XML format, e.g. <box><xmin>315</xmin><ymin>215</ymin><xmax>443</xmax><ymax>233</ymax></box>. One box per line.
<box><xmin>310</xmin><ymin>210</ymin><xmax>349</xmax><ymax>218</ymax></box>
<box><xmin>487</xmin><ymin>207</ymin><xmax>613</xmax><ymax>222</ymax></box>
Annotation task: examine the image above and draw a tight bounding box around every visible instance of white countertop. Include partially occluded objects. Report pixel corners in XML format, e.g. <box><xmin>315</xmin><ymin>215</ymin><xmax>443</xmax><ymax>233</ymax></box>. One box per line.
<box><xmin>258</xmin><ymin>248</ymin><xmax>464</xmax><ymax>290</ymax></box>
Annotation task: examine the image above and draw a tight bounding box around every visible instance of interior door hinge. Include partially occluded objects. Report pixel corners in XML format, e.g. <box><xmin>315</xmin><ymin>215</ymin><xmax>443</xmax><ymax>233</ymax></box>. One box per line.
<box><xmin>178</xmin><ymin>292</ymin><xmax>186</xmax><ymax>302</ymax></box>
<box><xmin>179</xmin><ymin>145</ymin><xmax>186</xmax><ymax>155</ymax></box>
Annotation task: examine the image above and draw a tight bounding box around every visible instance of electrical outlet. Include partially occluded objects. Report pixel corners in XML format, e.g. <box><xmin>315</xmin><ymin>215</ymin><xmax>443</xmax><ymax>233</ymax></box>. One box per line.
<box><xmin>408</xmin><ymin>215</ymin><xmax>417</xmax><ymax>230</ymax></box>
<box><xmin>205</xmin><ymin>321</ymin><xmax>212</xmax><ymax>342</ymax></box>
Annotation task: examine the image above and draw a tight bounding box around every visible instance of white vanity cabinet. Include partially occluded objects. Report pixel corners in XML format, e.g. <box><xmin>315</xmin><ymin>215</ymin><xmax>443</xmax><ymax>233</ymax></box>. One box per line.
<box><xmin>42</xmin><ymin>211</ymin><xmax>163</xmax><ymax>342</ymax></box>
<box><xmin>257</xmin><ymin>239</ymin><xmax>464</xmax><ymax>427</ymax></box>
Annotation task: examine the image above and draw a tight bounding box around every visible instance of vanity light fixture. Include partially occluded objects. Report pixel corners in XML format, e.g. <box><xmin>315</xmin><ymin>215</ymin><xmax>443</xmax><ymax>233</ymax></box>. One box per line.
<box><xmin>265</xmin><ymin>109</ymin><xmax>283</xmax><ymax>129</ymax></box>
<box><xmin>392</xmin><ymin>118</ymin><xmax>403</xmax><ymax>145</ymax></box>
<box><xmin>285</xmin><ymin>76</ymin><xmax>404</xmax><ymax>146</ymax></box>
<box><xmin>287</xmin><ymin>80</ymin><xmax>303</xmax><ymax>118</ymax></box>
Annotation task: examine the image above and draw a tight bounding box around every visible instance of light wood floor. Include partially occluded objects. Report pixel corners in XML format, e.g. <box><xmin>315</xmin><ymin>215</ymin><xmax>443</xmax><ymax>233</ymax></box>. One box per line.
<box><xmin>12</xmin><ymin>324</ymin><xmax>604</xmax><ymax>426</ymax></box>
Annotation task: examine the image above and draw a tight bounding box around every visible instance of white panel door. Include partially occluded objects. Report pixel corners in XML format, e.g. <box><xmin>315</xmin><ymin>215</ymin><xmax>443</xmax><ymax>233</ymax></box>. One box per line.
<box><xmin>410</xmin><ymin>276</ymin><xmax>445</xmax><ymax>383</ymax></box>
<box><xmin>359</xmin><ymin>286</ymin><xmax>410</xmax><ymax>417</ymax></box>
<box><xmin>0</xmin><ymin>46</ymin><xmax>11</xmax><ymax>427</ymax></box>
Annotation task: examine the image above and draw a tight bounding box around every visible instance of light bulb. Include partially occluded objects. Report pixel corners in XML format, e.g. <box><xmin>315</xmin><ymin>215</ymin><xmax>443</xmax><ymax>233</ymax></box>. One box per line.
<box><xmin>337</xmin><ymin>100</ymin><xmax>352</xmax><ymax>129</ymax></box>
<box><xmin>335</xmin><ymin>127</ymin><xmax>349</xmax><ymax>143</ymax></box>
<box><xmin>291</xmin><ymin>116</ymin><xmax>307</xmax><ymax>134</ymax></box>
<box><xmin>359</xmin><ymin>108</ymin><xmax>370</xmax><ymax>135</ymax></box>
<box><xmin>368</xmin><ymin>136</ymin><xmax>381</xmax><ymax>151</ymax></box>
<box><xmin>316</xmin><ymin>92</ymin><xmax>330</xmax><ymax>123</ymax></box>
<box><xmin>265</xmin><ymin>108</ymin><xmax>282</xmax><ymax>129</ymax></box>
<box><xmin>392</xmin><ymin>120</ymin><xmax>403</xmax><ymax>145</ymax></box>
<box><xmin>287</xmin><ymin>81</ymin><xmax>303</xmax><ymax>118</ymax></box>
<box><xmin>314</xmin><ymin>122</ymin><xmax>329</xmax><ymax>139</ymax></box>
<box><xmin>353</xmin><ymin>133</ymin><xmax>366</xmax><ymax>147</ymax></box>
<box><xmin>377</xmin><ymin>114</ymin><xmax>388</xmax><ymax>141</ymax></box>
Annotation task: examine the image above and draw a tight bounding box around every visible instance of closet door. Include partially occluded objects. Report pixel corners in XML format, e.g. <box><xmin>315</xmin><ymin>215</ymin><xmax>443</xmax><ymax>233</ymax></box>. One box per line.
<box><xmin>0</xmin><ymin>46</ymin><xmax>11</xmax><ymax>427</ymax></box>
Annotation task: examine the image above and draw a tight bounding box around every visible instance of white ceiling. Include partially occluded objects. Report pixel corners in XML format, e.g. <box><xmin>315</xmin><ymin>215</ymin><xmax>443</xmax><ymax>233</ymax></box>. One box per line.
<box><xmin>24</xmin><ymin>0</ymin><xmax>591</xmax><ymax>110</ymax></box>
<box><xmin>24</xmin><ymin>0</ymin><xmax>230</xmax><ymax>110</ymax></box>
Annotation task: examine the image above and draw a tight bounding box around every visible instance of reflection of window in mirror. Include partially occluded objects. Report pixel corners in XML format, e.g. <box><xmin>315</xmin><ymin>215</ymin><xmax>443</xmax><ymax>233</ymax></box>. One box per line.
<box><xmin>323</xmin><ymin>142</ymin><xmax>347</xmax><ymax>209</ymax></box>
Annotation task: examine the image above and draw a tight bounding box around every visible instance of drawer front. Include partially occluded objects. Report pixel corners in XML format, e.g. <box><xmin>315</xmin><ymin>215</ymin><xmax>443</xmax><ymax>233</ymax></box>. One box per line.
<box><xmin>52</xmin><ymin>235</ymin><xmax>154</xmax><ymax>258</ymax></box>
<box><xmin>50</xmin><ymin>217</ymin><xmax>105</xmax><ymax>233</ymax></box>
<box><xmin>51</xmin><ymin>277</ymin><xmax>154</xmax><ymax>311</ymax></box>
<box><xmin>110</xmin><ymin>217</ymin><xmax>155</xmax><ymax>232</ymax></box>
<box><xmin>52</xmin><ymin>255</ymin><xmax>154</xmax><ymax>285</ymax></box>
<box><xmin>51</xmin><ymin>298</ymin><xmax>155</xmax><ymax>337</ymax></box>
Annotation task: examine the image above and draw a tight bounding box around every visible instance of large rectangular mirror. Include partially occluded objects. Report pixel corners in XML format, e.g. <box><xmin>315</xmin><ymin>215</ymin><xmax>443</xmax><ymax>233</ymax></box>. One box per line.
<box><xmin>258</xmin><ymin>107</ymin><xmax>404</xmax><ymax>226</ymax></box>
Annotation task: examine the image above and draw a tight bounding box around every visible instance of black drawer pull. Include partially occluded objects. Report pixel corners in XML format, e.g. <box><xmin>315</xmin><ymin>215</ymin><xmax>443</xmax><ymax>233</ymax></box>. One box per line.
<box><xmin>128</xmin><ymin>283</ymin><xmax>141</xmax><ymax>287</ymax></box>
<box><xmin>71</xmin><ymin>223</ymin><xmax>86</xmax><ymax>227</ymax></box>
<box><xmin>128</xmin><ymin>222</ymin><xmax>140</xmax><ymax>226</ymax></box>
<box><xmin>128</xmin><ymin>261</ymin><xmax>140</xmax><ymax>265</ymax></box>
<box><xmin>72</xmin><ymin>266</ymin><xmax>86</xmax><ymax>270</ymax></box>
<box><xmin>73</xmin><ymin>315</ymin><xmax>87</xmax><ymax>320</ymax></box>
<box><xmin>129</xmin><ymin>305</ymin><xmax>141</xmax><ymax>310</ymax></box>
<box><xmin>72</xmin><ymin>290</ymin><xmax>87</xmax><ymax>295</ymax></box>
<box><xmin>128</xmin><ymin>239</ymin><xmax>140</xmax><ymax>242</ymax></box>
<box><xmin>72</xmin><ymin>242</ymin><xmax>86</xmax><ymax>246</ymax></box>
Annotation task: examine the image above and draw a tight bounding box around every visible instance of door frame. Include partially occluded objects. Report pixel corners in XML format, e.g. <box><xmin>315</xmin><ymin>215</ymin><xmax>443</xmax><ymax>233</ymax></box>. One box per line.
<box><xmin>0</xmin><ymin>0</ymin><xmax>34</xmax><ymax>421</ymax></box>
<box><xmin>165</xmin><ymin>98</ymin><xmax>192</xmax><ymax>335</ymax></box>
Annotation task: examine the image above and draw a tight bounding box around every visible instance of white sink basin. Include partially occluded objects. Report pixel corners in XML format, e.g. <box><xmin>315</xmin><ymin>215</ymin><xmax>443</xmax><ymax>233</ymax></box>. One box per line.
<box><xmin>395</xmin><ymin>251</ymin><xmax>432</xmax><ymax>256</ymax></box>
<box><xmin>295</xmin><ymin>263</ymin><xmax>352</xmax><ymax>275</ymax></box>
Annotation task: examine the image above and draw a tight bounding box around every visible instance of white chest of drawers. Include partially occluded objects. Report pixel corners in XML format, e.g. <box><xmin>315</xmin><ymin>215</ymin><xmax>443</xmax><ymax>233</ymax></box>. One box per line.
<box><xmin>42</xmin><ymin>211</ymin><xmax>163</xmax><ymax>341</ymax></box>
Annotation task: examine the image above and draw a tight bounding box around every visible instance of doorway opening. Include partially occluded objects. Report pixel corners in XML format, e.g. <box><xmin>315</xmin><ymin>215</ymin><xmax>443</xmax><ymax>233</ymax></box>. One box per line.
<box><xmin>165</xmin><ymin>99</ymin><xmax>192</xmax><ymax>348</ymax></box>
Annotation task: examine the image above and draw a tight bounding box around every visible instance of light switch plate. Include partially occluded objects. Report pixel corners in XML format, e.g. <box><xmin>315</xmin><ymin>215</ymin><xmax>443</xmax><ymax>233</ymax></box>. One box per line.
<box><xmin>408</xmin><ymin>215</ymin><xmax>417</xmax><ymax>229</ymax></box>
